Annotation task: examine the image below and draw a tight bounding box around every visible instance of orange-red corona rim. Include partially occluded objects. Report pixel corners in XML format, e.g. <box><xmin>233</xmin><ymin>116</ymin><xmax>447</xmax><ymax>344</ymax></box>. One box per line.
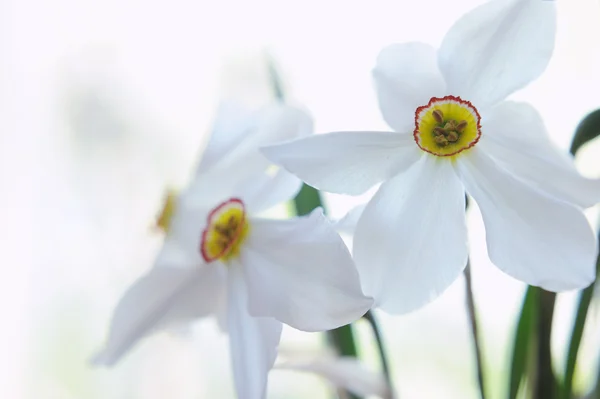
<box><xmin>413</xmin><ymin>95</ymin><xmax>482</xmax><ymax>157</ymax></box>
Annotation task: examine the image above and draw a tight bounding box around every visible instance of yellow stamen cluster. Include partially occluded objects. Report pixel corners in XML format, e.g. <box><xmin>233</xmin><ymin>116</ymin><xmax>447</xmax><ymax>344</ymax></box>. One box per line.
<box><xmin>413</xmin><ymin>96</ymin><xmax>481</xmax><ymax>157</ymax></box>
<box><xmin>201</xmin><ymin>199</ymin><xmax>249</xmax><ymax>263</ymax></box>
<box><xmin>431</xmin><ymin>109</ymin><xmax>468</xmax><ymax>147</ymax></box>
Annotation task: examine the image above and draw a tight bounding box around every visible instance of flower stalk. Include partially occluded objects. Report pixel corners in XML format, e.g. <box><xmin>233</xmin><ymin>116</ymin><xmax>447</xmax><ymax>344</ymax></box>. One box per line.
<box><xmin>362</xmin><ymin>311</ymin><xmax>394</xmax><ymax>398</ymax></box>
<box><xmin>464</xmin><ymin>261</ymin><xmax>486</xmax><ymax>399</ymax></box>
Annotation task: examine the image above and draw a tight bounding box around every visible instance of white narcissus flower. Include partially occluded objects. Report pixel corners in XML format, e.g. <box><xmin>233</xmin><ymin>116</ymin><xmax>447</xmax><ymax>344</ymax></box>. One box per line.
<box><xmin>92</xmin><ymin>102</ymin><xmax>373</xmax><ymax>399</ymax></box>
<box><xmin>262</xmin><ymin>0</ymin><xmax>599</xmax><ymax>314</ymax></box>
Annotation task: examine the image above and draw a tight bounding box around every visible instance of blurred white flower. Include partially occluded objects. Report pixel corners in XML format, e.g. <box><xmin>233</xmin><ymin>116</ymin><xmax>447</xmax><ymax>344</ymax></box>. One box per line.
<box><xmin>92</xmin><ymin>101</ymin><xmax>373</xmax><ymax>399</ymax></box>
<box><xmin>262</xmin><ymin>0</ymin><xmax>599</xmax><ymax>314</ymax></box>
<box><xmin>275</xmin><ymin>350</ymin><xmax>392</xmax><ymax>399</ymax></box>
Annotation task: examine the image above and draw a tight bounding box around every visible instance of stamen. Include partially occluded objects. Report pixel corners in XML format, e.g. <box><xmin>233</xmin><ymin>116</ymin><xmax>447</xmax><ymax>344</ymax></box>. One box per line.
<box><xmin>155</xmin><ymin>190</ymin><xmax>178</xmax><ymax>232</ymax></box>
<box><xmin>435</xmin><ymin>135</ymin><xmax>449</xmax><ymax>146</ymax></box>
<box><xmin>433</xmin><ymin>127</ymin><xmax>446</xmax><ymax>136</ymax></box>
<box><xmin>456</xmin><ymin>120</ymin><xmax>468</xmax><ymax>133</ymax></box>
<box><xmin>432</xmin><ymin>109</ymin><xmax>444</xmax><ymax>124</ymax></box>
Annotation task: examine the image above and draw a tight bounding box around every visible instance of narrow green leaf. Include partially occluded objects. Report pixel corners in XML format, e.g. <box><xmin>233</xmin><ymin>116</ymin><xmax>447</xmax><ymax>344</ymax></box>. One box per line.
<box><xmin>569</xmin><ymin>109</ymin><xmax>600</xmax><ymax>156</ymax></box>
<box><xmin>560</xmin><ymin>236</ymin><xmax>600</xmax><ymax>399</ymax></box>
<box><xmin>267</xmin><ymin>54</ymin><xmax>285</xmax><ymax>103</ymax></box>
<box><xmin>509</xmin><ymin>287</ymin><xmax>539</xmax><ymax>399</ymax></box>
<box><xmin>560</xmin><ymin>108</ymin><xmax>600</xmax><ymax>399</ymax></box>
<box><xmin>535</xmin><ymin>289</ymin><xmax>557</xmax><ymax>399</ymax></box>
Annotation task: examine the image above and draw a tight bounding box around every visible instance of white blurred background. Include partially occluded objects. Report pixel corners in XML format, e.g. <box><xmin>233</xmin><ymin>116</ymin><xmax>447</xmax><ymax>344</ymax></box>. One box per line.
<box><xmin>2</xmin><ymin>0</ymin><xmax>600</xmax><ymax>397</ymax></box>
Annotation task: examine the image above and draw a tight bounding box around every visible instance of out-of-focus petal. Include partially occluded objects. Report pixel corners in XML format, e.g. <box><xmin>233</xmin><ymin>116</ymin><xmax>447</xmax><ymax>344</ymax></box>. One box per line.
<box><xmin>227</xmin><ymin>262</ymin><xmax>282</xmax><ymax>399</ymax></box>
<box><xmin>373</xmin><ymin>42</ymin><xmax>446</xmax><ymax>132</ymax></box>
<box><xmin>456</xmin><ymin>148</ymin><xmax>597</xmax><ymax>291</ymax></box>
<box><xmin>196</xmin><ymin>100</ymin><xmax>257</xmax><ymax>172</ymax></box>
<box><xmin>92</xmin><ymin>265</ymin><xmax>225</xmax><ymax>366</ymax></box>
<box><xmin>242</xmin><ymin>209</ymin><xmax>373</xmax><ymax>331</ymax></box>
<box><xmin>276</xmin><ymin>355</ymin><xmax>391</xmax><ymax>399</ymax></box>
<box><xmin>236</xmin><ymin>168</ymin><xmax>302</xmax><ymax>214</ymax></box>
<box><xmin>438</xmin><ymin>0</ymin><xmax>556</xmax><ymax>110</ymax></box>
<box><xmin>191</xmin><ymin>104</ymin><xmax>313</xmax><ymax>203</ymax></box>
<box><xmin>354</xmin><ymin>155</ymin><xmax>468</xmax><ymax>314</ymax></box>
<box><xmin>262</xmin><ymin>131</ymin><xmax>421</xmax><ymax>195</ymax></box>
<box><xmin>481</xmin><ymin>101</ymin><xmax>600</xmax><ymax>208</ymax></box>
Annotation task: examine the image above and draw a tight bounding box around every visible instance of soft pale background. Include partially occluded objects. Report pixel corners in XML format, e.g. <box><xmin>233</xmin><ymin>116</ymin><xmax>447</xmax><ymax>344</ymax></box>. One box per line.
<box><xmin>2</xmin><ymin>0</ymin><xmax>600</xmax><ymax>398</ymax></box>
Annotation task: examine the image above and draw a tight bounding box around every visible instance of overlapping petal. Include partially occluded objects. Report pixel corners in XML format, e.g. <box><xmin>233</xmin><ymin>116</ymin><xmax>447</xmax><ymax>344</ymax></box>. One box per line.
<box><xmin>235</xmin><ymin>168</ymin><xmax>302</xmax><ymax>214</ymax></box>
<box><xmin>354</xmin><ymin>155</ymin><xmax>468</xmax><ymax>314</ymax></box>
<box><xmin>438</xmin><ymin>0</ymin><xmax>556</xmax><ymax>110</ymax></box>
<box><xmin>373</xmin><ymin>42</ymin><xmax>446</xmax><ymax>132</ymax></box>
<box><xmin>92</xmin><ymin>266</ymin><xmax>225</xmax><ymax>366</ymax></box>
<box><xmin>262</xmin><ymin>131</ymin><xmax>421</xmax><ymax>195</ymax></box>
<box><xmin>196</xmin><ymin>101</ymin><xmax>257</xmax><ymax>172</ymax></box>
<box><xmin>190</xmin><ymin>103</ymin><xmax>313</xmax><ymax>203</ymax></box>
<box><xmin>242</xmin><ymin>208</ymin><xmax>373</xmax><ymax>331</ymax></box>
<box><xmin>456</xmin><ymin>149</ymin><xmax>597</xmax><ymax>291</ymax></box>
<box><xmin>276</xmin><ymin>355</ymin><xmax>391</xmax><ymax>399</ymax></box>
<box><xmin>227</xmin><ymin>263</ymin><xmax>282</xmax><ymax>399</ymax></box>
<box><xmin>333</xmin><ymin>204</ymin><xmax>367</xmax><ymax>236</ymax></box>
<box><xmin>481</xmin><ymin>101</ymin><xmax>600</xmax><ymax>208</ymax></box>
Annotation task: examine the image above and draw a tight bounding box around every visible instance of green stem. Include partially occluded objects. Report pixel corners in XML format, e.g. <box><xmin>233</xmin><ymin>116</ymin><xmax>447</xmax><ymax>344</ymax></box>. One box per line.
<box><xmin>363</xmin><ymin>311</ymin><xmax>393</xmax><ymax>396</ymax></box>
<box><xmin>464</xmin><ymin>261</ymin><xmax>487</xmax><ymax>399</ymax></box>
<box><xmin>535</xmin><ymin>289</ymin><xmax>557</xmax><ymax>399</ymax></box>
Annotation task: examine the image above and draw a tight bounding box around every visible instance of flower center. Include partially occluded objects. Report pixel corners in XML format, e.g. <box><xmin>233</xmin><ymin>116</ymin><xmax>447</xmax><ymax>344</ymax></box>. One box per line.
<box><xmin>200</xmin><ymin>198</ymin><xmax>250</xmax><ymax>263</ymax></box>
<box><xmin>156</xmin><ymin>190</ymin><xmax>178</xmax><ymax>232</ymax></box>
<box><xmin>414</xmin><ymin>95</ymin><xmax>481</xmax><ymax>157</ymax></box>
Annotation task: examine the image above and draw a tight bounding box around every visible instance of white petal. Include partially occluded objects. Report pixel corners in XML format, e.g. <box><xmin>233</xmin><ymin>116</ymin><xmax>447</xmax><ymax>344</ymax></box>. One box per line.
<box><xmin>261</xmin><ymin>131</ymin><xmax>421</xmax><ymax>195</ymax></box>
<box><xmin>191</xmin><ymin>104</ymin><xmax>313</xmax><ymax>203</ymax></box>
<box><xmin>157</xmin><ymin>199</ymin><xmax>210</xmax><ymax>265</ymax></box>
<box><xmin>333</xmin><ymin>204</ymin><xmax>367</xmax><ymax>236</ymax></box>
<box><xmin>354</xmin><ymin>155</ymin><xmax>468</xmax><ymax>314</ymax></box>
<box><xmin>196</xmin><ymin>100</ymin><xmax>257</xmax><ymax>172</ymax></box>
<box><xmin>438</xmin><ymin>0</ymin><xmax>556</xmax><ymax>110</ymax></box>
<box><xmin>456</xmin><ymin>148</ymin><xmax>597</xmax><ymax>291</ymax></box>
<box><xmin>373</xmin><ymin>42</ymin><xmax>446</xmax><ymax>132</ymax></box>
<box><xmin>92</xmin><ymin>266</ymin><xmax>224</xmax><ymax>366</ymax></box>
<box><xmin>481</xmin><ymin>102</ymin><xmax>600</xmax><ymax>208</ymax></box>
<box><xmin>235</xmin><ymin>168</ymin><xmax>302</xmax><ymax>214</ymax></box>
<box><xmin>227</xmin><ymin>262</ymin><xmax>282</xmax><ymax>399</ymax></box>
<box><xmin>242</xmin><ymin>209</ymin><xmax>373</xmax><ymax>331</ymax></box>
<box><xmin>276</xmin><ymin>356</ymin><xmax>391</xmax><ymax>399</ymax></box>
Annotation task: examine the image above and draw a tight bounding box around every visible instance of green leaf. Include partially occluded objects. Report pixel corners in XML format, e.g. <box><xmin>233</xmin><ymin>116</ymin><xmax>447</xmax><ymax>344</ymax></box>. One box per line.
<box><xmin>293</xmin><ymin>184</ymin><xmax>322</xmax><ymax>216</ymax></box>
<box><xmin>570</xmin><ymin>109</ymin><xmax>600</xmax><ymax>156</ymax></box>
<box><xmin>560</xmin><ymin>232</ymin><xmax>600</xmax><ymax>399</ymax></box>
<box><xmin>509</xmin><ymin>287</ymin><xmax>539</xmax><ymax>399</ymax></box>
<box><xmin>559</xmin><ymin>108</ymin><xmax>600</xmax><ymax>399</ymax></box>
<box><xmin>560</xmin><ymin>269</ymin><xmax>596</xmax><ymax>399</ymax></box>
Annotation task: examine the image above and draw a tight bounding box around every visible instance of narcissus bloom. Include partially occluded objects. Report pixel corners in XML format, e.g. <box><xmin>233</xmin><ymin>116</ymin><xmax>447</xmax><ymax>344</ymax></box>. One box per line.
<box><xmin>262</xmin><ymin>0</ymin><xmax>599</xmax><ymax>314</ymax></box>
<box><xmin>93</xmin><ymin>102</ymin><xmax>373</xmax><ymax>398</ymax></box>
